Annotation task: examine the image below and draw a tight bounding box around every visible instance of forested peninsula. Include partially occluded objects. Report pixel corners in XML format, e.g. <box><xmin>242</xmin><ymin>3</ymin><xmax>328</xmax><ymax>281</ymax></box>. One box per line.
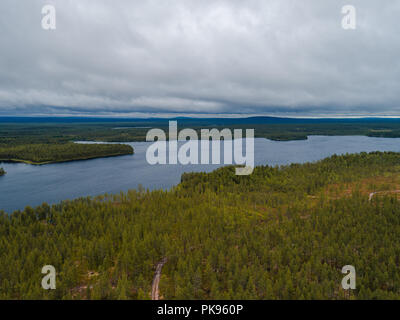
<box><xmin>0</xmin><ymin>143</ymin><xmax>133</xmax><ymax>165</ymax></box>
<box><xmin>1</xmin><ymin>152</ymin><xmax>400</xmax><ymax>299</ymax></box>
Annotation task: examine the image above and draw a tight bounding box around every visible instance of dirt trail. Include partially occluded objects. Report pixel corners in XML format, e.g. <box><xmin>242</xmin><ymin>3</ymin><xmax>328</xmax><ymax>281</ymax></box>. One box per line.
<box><xmin>369</xmin><ymin>190</ymin><xmax>400</xmax><ymax>201</ymax></box>
<box><xmin>369</xmin><ymin>192</ymin><xmax>377</xmax><ymax>201</ymax></box>
<box><xmin>151</xmin><ymin>258</ymin><xmax>167</xmax><ymax>300</ymax></box>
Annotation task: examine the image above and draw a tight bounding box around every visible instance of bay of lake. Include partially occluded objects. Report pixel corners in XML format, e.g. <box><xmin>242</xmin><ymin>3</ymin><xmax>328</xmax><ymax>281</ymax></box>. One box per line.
<box><xmin>1</xmin><ymin>135</ymin><xmax>400</xmax><ymax>213</ymax></box>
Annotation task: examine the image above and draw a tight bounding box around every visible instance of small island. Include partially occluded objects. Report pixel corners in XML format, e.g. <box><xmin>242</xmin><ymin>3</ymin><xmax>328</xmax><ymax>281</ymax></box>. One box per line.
<box><xmin>0</xmin><ymin>167</ymin><xmax>5</xmax><ymax>176</ymax></box>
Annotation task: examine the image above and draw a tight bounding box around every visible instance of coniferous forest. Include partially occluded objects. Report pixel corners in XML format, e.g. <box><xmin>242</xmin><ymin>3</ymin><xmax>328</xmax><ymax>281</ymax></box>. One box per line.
<box><xmin>0</xmin><ymin>143</ymin><xmax>133</xmax><ymax>165</ymax></box>
<box><xmin>1</xmin><ymin>151</ymin><xmax>400</xmax><ymax>299</ymax></box>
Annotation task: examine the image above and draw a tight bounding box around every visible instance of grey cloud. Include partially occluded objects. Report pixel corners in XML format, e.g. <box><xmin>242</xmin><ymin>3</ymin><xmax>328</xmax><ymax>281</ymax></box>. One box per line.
<box><xmin>0</xmin><ymin>0</ymin><xmax>399</xmax><ymax>117</ymax></box>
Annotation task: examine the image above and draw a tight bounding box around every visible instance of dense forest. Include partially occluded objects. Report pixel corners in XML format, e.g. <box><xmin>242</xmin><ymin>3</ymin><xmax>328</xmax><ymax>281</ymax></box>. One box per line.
<box><xmin>0</xmin><ymin>168</ymin><xmax>5</xmax><ymax>176</ymax></box>
<box><xmin>0</xmin><ymin>143</ymin><xmax>133</xmax><ymax>165</ymax></box>
<box><xmin>3</xmin><ymin>117</ymin><xmax>400</xmax><ymax>144</ymax></box>
<box><xmin>1</xmin><ymin>152</ymin><xmax>400</xmax><ymax>299</ymax></box>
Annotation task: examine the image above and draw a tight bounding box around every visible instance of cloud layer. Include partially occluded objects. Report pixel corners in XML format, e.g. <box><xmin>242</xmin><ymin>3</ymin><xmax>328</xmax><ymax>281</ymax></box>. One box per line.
<box><xmin>0</xmin><ymin>0</ymin><xmax>399</xmax><ymax>117</ymax></box>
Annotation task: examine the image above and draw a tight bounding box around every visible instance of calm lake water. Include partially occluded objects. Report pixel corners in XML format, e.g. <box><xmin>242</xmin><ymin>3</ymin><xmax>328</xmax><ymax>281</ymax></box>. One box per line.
<box><xmin>1</xmin><ymin>135</ymin><xmax>400</xmax><ymax>213</ymax></box>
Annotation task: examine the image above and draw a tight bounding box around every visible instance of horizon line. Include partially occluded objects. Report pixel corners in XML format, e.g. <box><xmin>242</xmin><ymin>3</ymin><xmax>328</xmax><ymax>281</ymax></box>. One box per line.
<box><xmin>2</xmin><ymin>114</ymin><xmax>400</xmax><ymax>120</ymax></box>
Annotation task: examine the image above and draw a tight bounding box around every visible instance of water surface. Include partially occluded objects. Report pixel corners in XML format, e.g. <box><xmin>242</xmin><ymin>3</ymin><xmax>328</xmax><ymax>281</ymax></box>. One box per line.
<box><xmin>1</xmin><ymin>136</ymin><xmax>400</xmax><ymax>213</ymax></box>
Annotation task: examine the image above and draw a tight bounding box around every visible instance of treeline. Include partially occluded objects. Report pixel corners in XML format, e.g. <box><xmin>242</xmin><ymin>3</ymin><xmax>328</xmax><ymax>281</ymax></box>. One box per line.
<box><xmin>0</xmin><ymin>143</ymin><xmax>133</xmax><ymax>164</ymax></box>
<box><xmin>1</xmin><ymin>152</ymin><xmax>400</xmax><ymax>299</ymax></box>
<box><xmin>3</xmin><ymin>120</ymin><xmax>400</xmax><ymax>144</ymax></box>
<box><xmin>180</xmin><ymin>151</ymin><xmax>400</xmax><ymax>196</ymax></box>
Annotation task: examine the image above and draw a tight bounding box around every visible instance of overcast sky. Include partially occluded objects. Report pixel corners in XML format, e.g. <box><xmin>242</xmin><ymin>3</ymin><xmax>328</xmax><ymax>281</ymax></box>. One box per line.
<box><xmin>0</xmin><ymin>0</ymin><xmax>399</xmax><ymax>118</ymax></box>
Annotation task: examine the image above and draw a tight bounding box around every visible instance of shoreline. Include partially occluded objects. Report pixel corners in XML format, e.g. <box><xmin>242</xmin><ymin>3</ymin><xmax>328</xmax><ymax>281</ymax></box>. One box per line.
<box><xmin>0</xmin><ymin>151</ymin><xmax>134</xmax><ymax>166</ymax></box>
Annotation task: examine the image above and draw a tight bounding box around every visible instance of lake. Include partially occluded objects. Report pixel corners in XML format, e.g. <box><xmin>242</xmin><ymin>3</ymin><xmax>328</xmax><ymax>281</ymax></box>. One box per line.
<box><xmin>1</xmin><ymin>135</ymin><xmax>400</xmax><ymax>213</ymax></box>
